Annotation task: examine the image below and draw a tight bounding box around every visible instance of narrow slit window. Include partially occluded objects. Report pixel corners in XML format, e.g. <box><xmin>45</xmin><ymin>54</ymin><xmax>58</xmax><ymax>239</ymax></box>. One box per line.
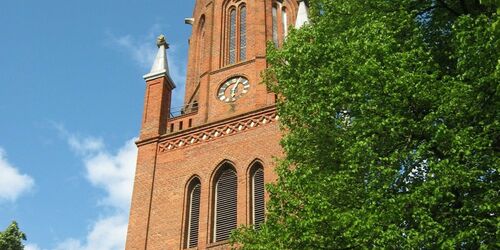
<box><xmin>196</xmin><ymin>17</ymin><xmax>205</xmax><ymax>83</ymax></box>
<box><xmin>252</xmin><ymin>167</ymin><xmax>265</xmax><ymax>228</ymax></box>
<box><xmin>228</xmin><ymin>9</ymin><xmax>237</xmax><ymax>64</ymax></box>
<box><xmin>239</xmin><ymin>6</ymin><xmax>247</xmax><ymax>61</ymax></box>
<box><xmin>281</xmin><ymin>7</ymin><xmax>288</xmax><ymax>38</ymax></box>
<box><xmin>272</xmin><ymin>5</ymin><xmax>278</xmax><ymax>47</ymax></box>
<box><xmin>185</xmin><ymin>180</ymin><xmax>201</xmax><ymax>248</ymax></box>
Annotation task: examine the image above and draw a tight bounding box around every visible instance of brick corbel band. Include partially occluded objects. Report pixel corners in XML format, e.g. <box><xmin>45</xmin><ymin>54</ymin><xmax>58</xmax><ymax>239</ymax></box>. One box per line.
<box><xmin>159</xmin><ymin>108</ymin><xmax>278</xmax><ymax>152</ymax></box>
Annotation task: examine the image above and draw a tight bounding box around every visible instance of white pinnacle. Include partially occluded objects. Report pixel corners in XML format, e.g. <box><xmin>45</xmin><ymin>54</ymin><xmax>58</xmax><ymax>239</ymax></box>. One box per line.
<box><xmin>143</xmin><ymin>34</ymin><xmax>175</xmax><ymax>88</ymax></box>
<box><xmin>295</xmin><ymin>0</ymin><xmax>310</xmax><ymax>28</ymax></box>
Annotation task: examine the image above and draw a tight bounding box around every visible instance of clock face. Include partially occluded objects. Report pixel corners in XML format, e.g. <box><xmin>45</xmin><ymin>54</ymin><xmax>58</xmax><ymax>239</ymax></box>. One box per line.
<box><xmin>217</xmin><ymin>76</ymin><xmax>250</xmax><ymax>103</ymax></box>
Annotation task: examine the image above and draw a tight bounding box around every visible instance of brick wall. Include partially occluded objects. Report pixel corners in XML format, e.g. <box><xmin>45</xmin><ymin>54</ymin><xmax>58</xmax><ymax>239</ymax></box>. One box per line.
<box><xmin>126</xmin><ymin>0</ymin><xmax>299</xmax><ymax>249</ymax></box>
<box><xmin>151</xmin><ymin>118</ymin><xmax>281</xmax><ymax>249</ymax></box>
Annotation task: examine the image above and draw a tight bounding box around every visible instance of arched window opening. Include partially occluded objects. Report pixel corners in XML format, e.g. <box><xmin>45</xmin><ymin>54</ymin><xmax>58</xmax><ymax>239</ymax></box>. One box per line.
<box><xmin>228</xmin><ymin>9</ymin><xmax>237</xmax><ymax>65</ymax></box>
<box><xmin>184</xmin><ymin>179</ymin><xmax>201</xmax><ymax>248</ymax></box>
<box><xmin>272</xmin><ymin>5</ymin><xmax>279</xmax><ymax>47</ymax></box>
<box><xmin>213</xmin><ymin>165</ymin><xmax>237</xmax><ymax>242</ymax></box>
<box><xmin>281</xmin><ymin>7</ymin><xmax>288</xmax><ymax>38</ymax></box>
<box><xmin>239</xmin><ymin>6</ymin><xmax>247</xmax><ymax>61</ymax></box>
<box><xmin>250</xmin><ymin>163</ymin><xmax>265</xmax><ymax>229</ymax></box>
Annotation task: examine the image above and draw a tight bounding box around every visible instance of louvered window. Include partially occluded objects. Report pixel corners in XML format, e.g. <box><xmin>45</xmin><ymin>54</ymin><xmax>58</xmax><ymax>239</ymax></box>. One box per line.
<box><xmin>239</xmin><ymin>6</ymin><xmax>247</xmax><ymax>61</ymax></box>
<box><xmin>252</xmin><ymin>167</ymin><xmax>265</xmax><ymax>228</ymax></box>
<box><xmin>185</xmin><ymin>181</ymin><xmax>201</xmax><ymax>248</ymax></box>
<box><xmin>214</xmin><ymin>168</ymin><xmax>237</xmax><ymax>242</ymax></box>
<box><xmin>272</xmin><ymin>5</ymin><xmax>278</xmax><ymax>47</ymax></box>
<box><xmin>228</xmin><ymin>9</ymin><xmax>237</xmax><ymax>64</ymax></box>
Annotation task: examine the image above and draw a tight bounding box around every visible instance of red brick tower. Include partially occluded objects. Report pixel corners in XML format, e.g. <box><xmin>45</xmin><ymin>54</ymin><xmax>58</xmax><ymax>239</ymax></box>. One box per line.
<box><xmin>125</xmin><ymin>1</ymin><xmax>309</xmax><ymax>249</ymax></box>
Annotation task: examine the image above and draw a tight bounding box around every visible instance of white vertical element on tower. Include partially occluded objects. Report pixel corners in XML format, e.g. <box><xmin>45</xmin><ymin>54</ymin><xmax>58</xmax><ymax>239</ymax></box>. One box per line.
<box><xmin>143</xmin><ymin>34</ymin><xmax>175</xmax><ymax>87</ymax></box>
<box><xmin>295</xmin><ymin>0</ymin><xmax>310</xmax><ymax>28</ymax></box>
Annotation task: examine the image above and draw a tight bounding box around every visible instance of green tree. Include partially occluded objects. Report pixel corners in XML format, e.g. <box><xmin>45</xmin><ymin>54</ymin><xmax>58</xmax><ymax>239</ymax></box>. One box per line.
<box><xmin>233</xmin><ymin>0</ymin><xmax>499</xmax><ymax>249</ymax></box>
<box><xmin>0</xmin><ymin>222</ymin><xmax>27</xmax><ymax>250</ymax></box>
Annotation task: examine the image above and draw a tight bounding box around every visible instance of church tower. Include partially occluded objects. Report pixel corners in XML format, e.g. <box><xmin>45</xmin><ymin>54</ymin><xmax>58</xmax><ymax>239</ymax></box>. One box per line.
<box><xmin>125</xmin><ymin>1</ymin><xmax>309</xmax><ymax>249</ymax></box>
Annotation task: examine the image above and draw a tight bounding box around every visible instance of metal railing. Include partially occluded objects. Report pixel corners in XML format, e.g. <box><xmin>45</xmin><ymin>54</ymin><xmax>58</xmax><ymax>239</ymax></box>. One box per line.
<box><xmin>170</xmin><ymin>102</ymin><xmax>199</xmax><ymax>118</ymax></box>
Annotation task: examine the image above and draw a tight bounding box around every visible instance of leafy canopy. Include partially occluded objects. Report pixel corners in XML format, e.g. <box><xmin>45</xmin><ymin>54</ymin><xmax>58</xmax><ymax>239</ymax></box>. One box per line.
<box><xmin>0</xmin><ymin>221</ymin><xmax>27</xmax><ymax>250</ymax></box>
<box><xmin>232</xmin><ymin>0</ymin><xmax>499</xmax><ymax>249</ymax></box>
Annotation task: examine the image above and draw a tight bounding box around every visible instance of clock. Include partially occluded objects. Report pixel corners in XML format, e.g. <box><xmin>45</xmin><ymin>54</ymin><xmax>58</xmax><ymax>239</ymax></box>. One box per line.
<box><xmin>217</xmin><ymin>76</ymin><xmax>250</xmax><ymax>103</ymax></box>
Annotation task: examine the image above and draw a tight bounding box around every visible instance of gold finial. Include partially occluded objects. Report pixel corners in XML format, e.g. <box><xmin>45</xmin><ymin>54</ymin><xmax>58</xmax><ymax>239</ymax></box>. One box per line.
<box><xmin>156</xmin><ymin>34</ymin><xmax>169</xmax><ymax>48</ymax></box>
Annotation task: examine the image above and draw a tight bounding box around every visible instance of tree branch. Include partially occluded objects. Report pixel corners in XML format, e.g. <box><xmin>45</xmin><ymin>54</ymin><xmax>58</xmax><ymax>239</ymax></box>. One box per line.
<box><xmin>436</xmin><ymin>0</ymin><xmax>460</xmax><ymax>16</ymax></box>
<box><xmin>418</xmin><ymin>5</ymin><xmax>440</xmax><ymax>16</ymax></box>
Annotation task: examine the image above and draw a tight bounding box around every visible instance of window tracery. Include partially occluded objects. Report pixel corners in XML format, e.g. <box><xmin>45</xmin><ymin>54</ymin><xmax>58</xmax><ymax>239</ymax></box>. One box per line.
<box><xmin>224</xmin><ymin>1</ymin><xmax>247</xmax><ymax>66</ymax></box>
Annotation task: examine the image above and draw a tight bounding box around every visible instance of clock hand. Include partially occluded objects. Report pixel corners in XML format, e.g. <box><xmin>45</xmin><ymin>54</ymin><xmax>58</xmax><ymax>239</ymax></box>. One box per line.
<box><xmin>231</xmin><ymin>78</ymin><xmax>242</xmax><ymax>97</ymax></box>
<box><xmin>230</xmin><ymin>86</ymin><xmax>236</xmax><ymax>97</ymax></box>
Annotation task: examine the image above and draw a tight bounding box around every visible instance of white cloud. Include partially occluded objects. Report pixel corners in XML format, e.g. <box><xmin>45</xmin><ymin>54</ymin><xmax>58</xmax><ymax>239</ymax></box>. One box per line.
<box><xmin>107</xmin><ymin>25</ymin><xmax>187</xmax><ymax>108</ymax></box>
<box><xmin>55</xmin><ymin>215</ymin><xmax>128</xmax><ymax>250</ymax></box>
<box><xmin>25</xmin><ymin>243</ymin><xmax>42</xmax><ymax>250</ymax></box>
<box><xmin>53</xmin><ymin>123</ymin><xmax>104</xmax><ymax>156</ymax></box>
<box><xmin>113</xmin><ymin>34</ymin><xmax>157</xmax><ymax>69</ymax></box>
<box><xmin>82</xmin><ymin>138</ymin><xmax>137</xmax><ymax>210</ymax></box>
<box><xmin>52</xmin><ymin>130</ymin><xmax>138</xmax><ymax>250</ymax></box>
<box><xmin>0</xmin><ymin>147</ymin><xmax>35</xmax><ymax>202</ymax></box>
<box><xmin>68</xmin><ymin>136</ymin><xmax>104</xmax><ymax>155</ymax></box>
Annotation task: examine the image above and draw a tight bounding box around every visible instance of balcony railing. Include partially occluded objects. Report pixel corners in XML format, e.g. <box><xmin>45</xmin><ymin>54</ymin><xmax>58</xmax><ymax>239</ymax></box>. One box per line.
<box><xmin>170</xmin><ymin>102</ymin><xmax>199</xmax><ymax>118</ymax></box>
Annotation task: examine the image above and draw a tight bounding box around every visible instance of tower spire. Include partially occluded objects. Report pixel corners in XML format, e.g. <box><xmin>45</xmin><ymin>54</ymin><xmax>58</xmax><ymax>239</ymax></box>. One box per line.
<box><xmin>143</xmin><ymin>34</ymin><xmax>175</xmax><ymax>88</ymax></box>
<box><xmin>295</xmin><ymin>0</ymin><xmax>310</xmax><ymax>28</ymax></box>
<box><xmin>139</xmin><ymin>34</ymin><xmax>175</xmax><ymax>140</ymax></box>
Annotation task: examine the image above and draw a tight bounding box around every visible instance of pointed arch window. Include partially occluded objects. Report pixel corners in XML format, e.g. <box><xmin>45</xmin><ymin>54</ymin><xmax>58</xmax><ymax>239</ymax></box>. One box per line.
<box><xmin>250</xmin><ymin>163</ymin><xmax>265</xmax><ymax>229</ymax></box>
<box><xmin>224</xmin><ymin>3</ymin><xmax>247</xmax><ymax>66</ymax></box>
<box><xmin>272</xmin><ymin>1</ymin><xmax>294</xmax><ymax>47</ymax></box>
<box><xmin>213</xmin><ymin>165</ymin><xmax>238</xmax><ymax>242</ymax></box>
<box><xmin>184</xmin><ymin>178</ymin><xmax>201</xmax><ymax>248</ymax></box>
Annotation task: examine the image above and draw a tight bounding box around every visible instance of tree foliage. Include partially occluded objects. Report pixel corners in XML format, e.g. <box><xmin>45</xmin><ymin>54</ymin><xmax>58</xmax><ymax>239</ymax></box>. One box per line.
<box><xmin>232</xmin><ymin>0</ymin><xmax>499</xmax><ymax>248</ymax></box>
<box><xmin>0</xmin><ymin>221</ymin><xmax>27</xmax><ymax>250</ymax></box>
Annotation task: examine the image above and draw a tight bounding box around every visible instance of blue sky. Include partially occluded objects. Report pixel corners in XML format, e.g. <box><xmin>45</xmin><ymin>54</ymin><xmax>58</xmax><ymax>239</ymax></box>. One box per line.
<box><xmin>0</xmin><ymin>1</ymin><xmax>194</xmax><ymax>249</ymax></box>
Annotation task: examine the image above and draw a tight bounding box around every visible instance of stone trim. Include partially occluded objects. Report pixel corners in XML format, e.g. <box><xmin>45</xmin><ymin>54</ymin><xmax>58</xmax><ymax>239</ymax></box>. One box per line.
<box><xmin>159</xmin><ymin>108</ymin><xmax>278</xmax><ymax>152</ymax></box>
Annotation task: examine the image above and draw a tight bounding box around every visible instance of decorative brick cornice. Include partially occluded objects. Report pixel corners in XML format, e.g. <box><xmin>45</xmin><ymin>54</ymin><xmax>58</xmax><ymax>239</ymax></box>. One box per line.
<box><xmin>158</xmin><ymin>108</ymin><xmax>278</xmax><ymax>152</ymax></box>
